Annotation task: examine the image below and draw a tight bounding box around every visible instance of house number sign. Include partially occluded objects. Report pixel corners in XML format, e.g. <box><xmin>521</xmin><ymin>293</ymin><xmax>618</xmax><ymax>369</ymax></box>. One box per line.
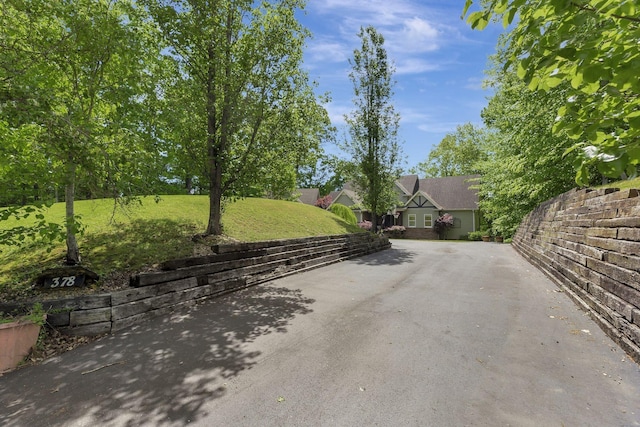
<box><xmin>43</xmin><ymin>275</ymin><xmax>86</xmax><ymax>289</ymax></box>
<box><xmin>37</xmin><ymin>266</ymin><xmax>98</xmax><ymax>289</ymax></box>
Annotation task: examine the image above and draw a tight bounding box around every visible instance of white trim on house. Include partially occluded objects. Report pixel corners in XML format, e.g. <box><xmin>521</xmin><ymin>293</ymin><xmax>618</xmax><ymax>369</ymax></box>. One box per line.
<box><xmin>405</xmin><ymin>191</ymin><xmax>443</xmax><ymax>210</ymax></box>
<box><xmin>394</xmin><ymin>180</ymin><xmax>412</xmax><ymax>196</ymax></box>
<box><xmin>408</xmin><ymin>214</ymin><xmax>417</xmax><ymax>228</ymax></box>
<box><xmin>423</xmin><ymin>214</ymin><xmax>433</xmax><ymax>228</ymax></box>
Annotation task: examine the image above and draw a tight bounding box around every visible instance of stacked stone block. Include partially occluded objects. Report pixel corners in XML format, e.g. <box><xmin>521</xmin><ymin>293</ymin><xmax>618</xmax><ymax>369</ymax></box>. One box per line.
<box><xmin>512</xmin><ymin>187</ymin><xmax>640</xmax><ymax>362</ymax></box>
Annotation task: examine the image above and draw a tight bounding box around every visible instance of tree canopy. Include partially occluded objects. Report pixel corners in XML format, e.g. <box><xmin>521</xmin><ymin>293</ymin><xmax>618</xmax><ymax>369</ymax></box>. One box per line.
<box><xmin>476</xmin><ymin>33</ymin><xmax>601</xmax><ymax>237</ymax></box>
<box><xmin>1</xmin><ymin>0</ymin><xmax>161</xmax><ymax>263</ymax></box>
<box><xmin>463</xmin><ymin>0</ymin><xmax>640</xmax><ymax>184</ymax></box>
<box><xmin>412</xmin><ymin>123</ymin><xmax>486</xmax><ymax>178</ymax></box>
<box><xmin>146</xmin><ymin>0</ymin><xmax>329</xmax><ymax>235</ymax></box>
<box><xmin>1</xmin><ymin>0</ymin><xmax>331</xmax><ymax>263</ymax></box>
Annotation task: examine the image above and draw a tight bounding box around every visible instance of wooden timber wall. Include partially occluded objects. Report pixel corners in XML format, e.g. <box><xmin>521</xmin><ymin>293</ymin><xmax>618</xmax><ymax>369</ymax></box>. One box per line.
<box><xmin>0</xmin><ymin>233</ymin><xmax>390</xmax><ymax>336</ymax></box>
<box><xmin>512</xmin><ymin>187</ymin><xmax>640</xmax><ymax>362</ymax></box>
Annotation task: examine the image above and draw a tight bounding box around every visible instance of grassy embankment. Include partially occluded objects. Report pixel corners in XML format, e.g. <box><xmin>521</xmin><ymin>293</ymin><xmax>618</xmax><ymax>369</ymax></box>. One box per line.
<box><xmin>598</xmin><ymin>176</ymin><xmax>640</xmax><ymax>190</ymax></box>
<box><xmin>0</xmin><ymin>196</ymin><xmax>362</xmax><ymax>301</ymax></box>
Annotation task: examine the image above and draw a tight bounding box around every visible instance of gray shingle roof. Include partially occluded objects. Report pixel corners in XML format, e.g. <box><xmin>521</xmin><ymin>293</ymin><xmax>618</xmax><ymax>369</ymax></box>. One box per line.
<box><xmin>396</xmin><ymin>174</ymin><xmax>419</xmax><ymax>195</ymax></box>
<box><xmin>418</xmin><ymin>175</ymin><xmax>480</xmax><ymax>210</ymax></box>
<box><xmin>296</xmin><ymin>188</ymin><xmax>320</xmax><ymax>205</ymax></box>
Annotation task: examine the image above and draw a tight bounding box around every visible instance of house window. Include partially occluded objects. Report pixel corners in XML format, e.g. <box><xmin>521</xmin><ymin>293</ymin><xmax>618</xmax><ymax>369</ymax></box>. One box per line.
<box><xmin>423</xmin><ymin>214</ymin><xmax>433</xmax><ymax>228</ymax></box>
<box><xmin>408</xmin><ymin>214</ymin><xmax>416</xmax><ymax>228</ymax></box>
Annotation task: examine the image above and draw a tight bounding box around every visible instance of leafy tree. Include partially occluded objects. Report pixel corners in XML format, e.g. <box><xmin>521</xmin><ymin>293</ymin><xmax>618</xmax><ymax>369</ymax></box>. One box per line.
<box><xmin>463</xmin><ymin>0</ymin><xmax>640</xmax><ymax>184</ymax></box>
<box><xmin>476</xmin><ymin>35</ymin><xmax>597</xmax><ymax>237</ymax></box>
<box><xmin>0</xmin><ymin>0</ymin><xmax>160</xmax><ymax>264</ymax></box>
<box><xmin>146</xmin><ymin>0</ymin><xmax>327</xmax><ymax>235</ymax></box>
<box><xmin>298</xmin><ymin>154</ymin><xmax>356</xmax><ymax>197</ymax></box>
<box><xmin>412</xmin><ymin>123</ymin><xmax>487</xmax><ymax>177</ymax></box>
<box><xmin>343</xmin><ymin>26</ymin><xmax>403</xmax><ymax>231</ymax></box>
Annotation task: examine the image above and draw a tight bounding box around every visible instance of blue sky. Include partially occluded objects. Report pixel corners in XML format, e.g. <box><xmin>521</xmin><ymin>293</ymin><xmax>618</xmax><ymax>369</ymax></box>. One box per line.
<box><xmin>296</xmin><ymin>0</ymin><xmax>505</xmax><ymax>172</ymax></box>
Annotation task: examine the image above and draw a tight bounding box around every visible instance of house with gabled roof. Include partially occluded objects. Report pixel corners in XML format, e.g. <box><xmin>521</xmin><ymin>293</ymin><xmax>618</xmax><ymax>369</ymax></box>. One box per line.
<box><xmin>296</xmin><ymin>188</ymin><xmax>320</xmax><ymax>206</ymax></box>
<box><xmin>398</xmin><ymin>175</ymin><xmax>480</xmax><ymax>239</ymax></box>
<box><xmin>328</xmin><ymin>174</ymin><xmax>480</xmax><ymax>239</ymax></box>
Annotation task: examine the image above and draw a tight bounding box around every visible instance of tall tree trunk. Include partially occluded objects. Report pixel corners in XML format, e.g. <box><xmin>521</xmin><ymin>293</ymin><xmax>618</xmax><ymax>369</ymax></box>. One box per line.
<box><xmin>206</xmin><ymin>84</ymin><xmax>223</xmax><ymax>235</ymax></box>
<box><xmin>205</xmin><ymin>10</ymin><xmax>234</xmax><ymax>236</ymax></box>
<box><xmin>207</xmin><ymin>162</ymin><xmax>223</xmax><ymax>235</ymax></box>
<box><xmin>205</xmin><ymin>38</ymin><xmax>226</xmax><ymax>235</ymax></box>
<box><xmin>65</xmin><ymin>159</ymin><xmax>81</xmax><ymax>265</ymax></box>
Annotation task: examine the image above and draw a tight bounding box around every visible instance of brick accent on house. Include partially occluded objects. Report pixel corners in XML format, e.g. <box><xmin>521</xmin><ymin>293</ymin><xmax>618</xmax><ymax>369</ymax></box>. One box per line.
<box><xmin>403</xmin><ymin>228</ymin><xmax>439</xmax><ymax>240</ymax></box>
<box><xmin>512</xmin><ymin>187</ymin><xmax>640</xmax><ymax>363</ymax></box>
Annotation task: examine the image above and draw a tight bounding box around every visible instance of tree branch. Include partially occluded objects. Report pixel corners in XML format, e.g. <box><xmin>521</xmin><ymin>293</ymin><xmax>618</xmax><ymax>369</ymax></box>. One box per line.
<box><xmin>571</xmin><ymin>2</ymin><xmax>640</xmax><ymax>24</ymax></box>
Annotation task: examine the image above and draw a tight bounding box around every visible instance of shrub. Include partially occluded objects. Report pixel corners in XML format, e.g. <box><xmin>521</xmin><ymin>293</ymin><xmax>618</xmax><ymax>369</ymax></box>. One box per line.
<box><xmin>468</xmin><ymin>230</ymin><xmax>484</xmax><ymax>241</ymax></box>
<box><xmin>357</xmin><ymin>220</ymin><xmax>372</xmax><ymax>231</ymax></box>
<box><xmin>314</xmin><ymin>195</ymin><xmax>332</xmax><ymax>209</ymax></box>
<box><xmin>434</xmin><ymin>213</ymin><xmax>455</xmax><ymax>239</ymax></box>
<box><xmin>383</xmin><ymin>225</ymin><xmax>405</xmax><ymax>238</ymax></box>
<box><xmin>329</xmin><ymin>203</ymin><xmax>357</xmax><ymax>225</ymax></box>
<box><xmin>434</xmin><ymin>213</ymin><xmax>454</xmax><ymax>231</ymax></box>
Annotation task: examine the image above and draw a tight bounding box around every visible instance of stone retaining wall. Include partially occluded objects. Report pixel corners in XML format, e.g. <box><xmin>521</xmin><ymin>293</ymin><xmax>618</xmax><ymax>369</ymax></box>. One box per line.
<box><xmin>1</xmin><ymin>233</ymin><xmax>390</xmax><ymax>336</ymax></box>
<box><xmin>512</xmin><ymin>187</ymin><xmax>640</xmax><ymax>362</ymax></box>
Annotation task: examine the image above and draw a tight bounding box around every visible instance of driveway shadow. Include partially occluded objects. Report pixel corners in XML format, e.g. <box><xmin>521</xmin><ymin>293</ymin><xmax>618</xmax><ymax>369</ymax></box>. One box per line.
<box><xmin>351</xmin><ymin>244</ymin><xmax>416</xmax><ymax>266</ymax></box>
<box><xmin>0</xmin><ymin>284</ymin><xmax>314</xmax><ymax>426</ymax></box>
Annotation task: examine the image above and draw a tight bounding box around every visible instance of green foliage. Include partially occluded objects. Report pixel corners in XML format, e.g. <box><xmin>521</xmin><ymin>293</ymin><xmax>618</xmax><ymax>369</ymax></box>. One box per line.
<box><xmin>329</xmin><ymin>203</ymin><xmax>358</xmax><ymax>225</ymax></box>
<box><xmin>299</xmin><ymin>154</ymin><xmax>355</xmax><ymax>197</ymax></box>
<box><xmin>412</xmin><ymin>123</ymin><xmax>487</xmax><ymax>177</ymax></box>
<box><xmin>463</xmin><ymin>0</ymin><xmax>640</xmax><ymax>184</ymax></box>
<box><xmin>343</xmin><ymin>26</ymin><xmax>403</xmax><ymax>228</ymax></box>
<box><xmin>467</xmin><ymin>230</ymin><xmax>484</xmax><ymax>241</ymax></box>
<box><xmin>474</xmin><ymin>33</ymin><xmax>600</xmax><ymax>238</ymax></box>
<box><xmin>145</xmin><ymin>0</ymin><xmax>330</xmax><ymax>235</ymax></box>
<box><xmin>0</xmin><ymin>302</ymin><xmax>45</xmax><ymax>325</ymax></box>
<box><xmin>0</xmin><ymin>196</ymin><xmax>363</xmax><ymax>301</ymax></box>
<box><xmin>1</xmin><ymin>0</ymin><xmax>163</xmax><ymax>263</ymax></box>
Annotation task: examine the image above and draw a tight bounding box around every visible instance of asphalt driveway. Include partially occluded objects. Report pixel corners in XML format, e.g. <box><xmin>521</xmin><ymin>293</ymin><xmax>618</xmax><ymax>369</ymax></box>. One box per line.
<box><xmin>1</xmin><ymin>240</ymin><xmax>639</xmax><ymax>426</ymax></box>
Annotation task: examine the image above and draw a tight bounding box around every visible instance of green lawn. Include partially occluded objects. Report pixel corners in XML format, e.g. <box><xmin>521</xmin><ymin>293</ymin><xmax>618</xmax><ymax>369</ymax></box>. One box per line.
<box><xmin>596</xmin><ymin>176</ymin><xmax>640</xmax><ymax>191</ymax></box>
<box><xmin>0</xmin><ymin>196</ymin><xmax>362</xmax><ymax>302</ymax></box>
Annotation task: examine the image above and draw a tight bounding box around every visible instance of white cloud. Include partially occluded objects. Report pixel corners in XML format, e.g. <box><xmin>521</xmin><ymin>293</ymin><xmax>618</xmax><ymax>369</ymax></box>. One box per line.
<box><xmin>386</xmin><ymin>17</ymin><xmax>441</xmax><ymax>54</ymax></box>
<box><xmin>312</xmin><ymin>0</ymin><xmax>418</xmax><ymax>22</ymax></box>
<box><xmin>324</xmin><ymin>102</ymin><xmax>351</xmax><ymax>125</ymax></box>
<box><xmin>305</xmin><ymin>1</ymin><xmax>465</xmax><ymax>75</ymax></box>
<box><xmin>306</xmin><ymin>39</ymin><xmax>351</xmax><ymax>65</ymax></box>
<box><xmin>395</xmin><ymin>58</ymin><xmax>441</xmax><ymax>75</ymax></box>
<box><xmin>397</xmin><ymin>108</ymin><xmax>431</xmax><ymax>125</ymax></box>
<box><xmin>417</xmin><ymin>122</ymin><xmax>460</xmax><ymax>134</ymax></box>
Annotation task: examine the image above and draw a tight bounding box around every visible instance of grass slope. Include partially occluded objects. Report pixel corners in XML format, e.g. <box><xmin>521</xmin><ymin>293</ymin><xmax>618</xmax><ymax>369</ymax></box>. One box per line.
<box><xmin>597</xmin><ymin>176</ymin><xmax>640</xmax><ymax>191</ymax></box>
<box><xmin>0</xmin><ymin>196</ymin><xmax>362</xmax><ymax>301</ymax></box>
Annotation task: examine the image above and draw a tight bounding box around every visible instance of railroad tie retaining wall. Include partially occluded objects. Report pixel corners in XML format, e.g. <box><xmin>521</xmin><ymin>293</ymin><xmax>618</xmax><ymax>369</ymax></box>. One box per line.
<box><xmin>2</xmin><ymin>233</ymin><xmax>390</xmax><ymax>336</ymax></box>
<box><xmin>512</xmin><ymin>187</ymin><xmax>640</xmax><ymax>363</ymax></box>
